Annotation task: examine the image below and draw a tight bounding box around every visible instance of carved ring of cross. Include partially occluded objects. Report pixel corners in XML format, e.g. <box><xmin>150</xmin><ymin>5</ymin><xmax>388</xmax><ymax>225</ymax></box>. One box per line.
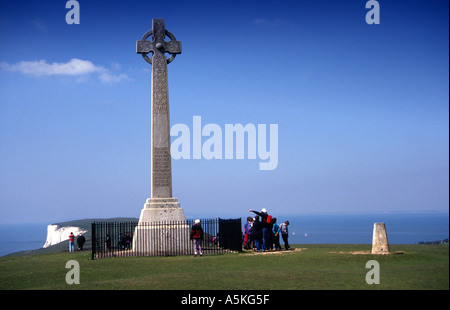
<box><xmin>140</xmin><ymin>29</ymin><xmax>179</xmax><ymax>65</ymax></box>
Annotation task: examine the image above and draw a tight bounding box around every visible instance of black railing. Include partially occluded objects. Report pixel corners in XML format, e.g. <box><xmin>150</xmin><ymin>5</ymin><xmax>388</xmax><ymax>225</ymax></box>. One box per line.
<box><xmin>91</xmin><ymin>218</ymin><xmax>241</xmax><ymax>259</ymax></box>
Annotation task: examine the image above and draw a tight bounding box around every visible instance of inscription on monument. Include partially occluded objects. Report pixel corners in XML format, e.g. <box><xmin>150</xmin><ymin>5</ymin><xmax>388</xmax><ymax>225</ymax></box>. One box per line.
<box><xmin>152</xmin><ymin>86</ymin><xmax>169</xmax><ymax>114</ymax></box>
<box><xmin>153</xmin><ymin>147</ymin><xmax>171</xmax><ymax>187</ymax></box>
<box><xmin>152</xmin><ymin>53</ymin><xmax>169</xmax><ymax>115</ymax></box>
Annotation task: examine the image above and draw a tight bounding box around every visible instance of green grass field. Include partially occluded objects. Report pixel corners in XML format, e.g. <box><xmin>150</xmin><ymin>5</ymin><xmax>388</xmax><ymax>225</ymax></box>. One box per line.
<box><xmin>0</xmin><ymin>244</ymin><xmax>448</xmax><ymax>290</ymax></box>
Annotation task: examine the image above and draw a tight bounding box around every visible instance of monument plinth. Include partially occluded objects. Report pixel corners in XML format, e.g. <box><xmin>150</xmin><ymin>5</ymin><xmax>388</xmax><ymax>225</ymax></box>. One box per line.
<box><xmin>133</xmin><ymin>19</ymin><xmax>190</xmax><ymax>255</ymax></box>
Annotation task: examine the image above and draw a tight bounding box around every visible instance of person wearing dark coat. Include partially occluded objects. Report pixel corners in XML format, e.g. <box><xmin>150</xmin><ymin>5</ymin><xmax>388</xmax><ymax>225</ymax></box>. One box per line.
<box><xmin>251</xmin><ymin>216</ymin><xmax>263</xmax><ymax>252</ymax></box>
<box><xmin>190</xmin><ymin>219</ymin><xmax>204</xmax><ymax>257</ymax></box>
<box><xmin>76</xmin><ymin>232</ymin><xmax>86</xmax><ymax>251</ymax></box>
<box><xmin>105</xmin><ymin>234</ymin><xmax>112</xmax><ymax>251</ymax></box>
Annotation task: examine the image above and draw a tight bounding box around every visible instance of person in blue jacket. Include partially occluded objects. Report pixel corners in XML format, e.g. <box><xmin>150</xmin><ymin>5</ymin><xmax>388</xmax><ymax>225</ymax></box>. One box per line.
<box><xmin>272</xmin><ymin>218</ymin><xmax>281</xmax><ymax>250</ymax></box>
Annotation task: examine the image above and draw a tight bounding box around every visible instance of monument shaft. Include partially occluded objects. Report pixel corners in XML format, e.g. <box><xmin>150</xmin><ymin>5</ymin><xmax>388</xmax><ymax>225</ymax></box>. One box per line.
<box><xmin>151</xmin><ymin>22</ymin><xmax>172</xmax><ymax>198</ymax></box>
<box><xmin>137</xmin><ymin>18</ymin><xmax>181</xmax><ymax>198</ymax></box>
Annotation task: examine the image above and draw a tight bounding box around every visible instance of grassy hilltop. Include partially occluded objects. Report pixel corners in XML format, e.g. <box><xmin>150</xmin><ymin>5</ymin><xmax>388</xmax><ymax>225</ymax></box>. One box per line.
<box><xmin>0</xmin><ymin>244</ymin><xmax>448</xmax><ymax>290</ymax></box>
<box><xmin>1</xmin><ymin>218</ymin><xmax>448</xmax><ymax>290</ymax></box>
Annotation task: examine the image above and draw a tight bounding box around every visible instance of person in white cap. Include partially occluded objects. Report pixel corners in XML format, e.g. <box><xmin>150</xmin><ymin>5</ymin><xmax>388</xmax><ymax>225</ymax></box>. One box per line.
<box><xmin>190</xmin><ymin>219</ymin><xmax>204</xmax><ymax>257</ymax></box>
<box><xmin>249</xmin><ymin>208</ymin><xmax>273</xmax><ymax>251</ymax></box>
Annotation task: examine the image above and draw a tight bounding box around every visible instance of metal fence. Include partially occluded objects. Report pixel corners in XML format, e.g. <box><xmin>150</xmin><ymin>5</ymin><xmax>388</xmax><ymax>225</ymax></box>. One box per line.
<box><xmin>91</xmin><ymin>218</ymin><xmax>241</xmax><ymax>259</ymax></box>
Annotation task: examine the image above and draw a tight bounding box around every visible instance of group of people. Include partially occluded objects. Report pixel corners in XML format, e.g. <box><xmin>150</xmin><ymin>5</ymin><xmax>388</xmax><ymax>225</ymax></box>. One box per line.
<box><xmin>68</xmin><ymin>232</ymin><xmax>86</xmax><ymax>252</ymax></box>
<box><xmin>117</xmin><ymin>232</ymin><xmax>133</xmax><ymax>250</ymax></box>
<box><xmin>105</xmin><ymin>232</ymin><xmax>133</xmax><ymax>251</ymax></box>
<box><xmin>68</xmin><ymin>213</ymin><xmax>289</xmax><ymax>254</ymax></box>
<box><xmin>243</xmin><ymin>208</ymin><xmax>290</xmax><ymax>252</ymax></box>
<box><xmin>69</xmin><ymin>231</ymin><xmax>134</xmax><ymax>252</ymax></box>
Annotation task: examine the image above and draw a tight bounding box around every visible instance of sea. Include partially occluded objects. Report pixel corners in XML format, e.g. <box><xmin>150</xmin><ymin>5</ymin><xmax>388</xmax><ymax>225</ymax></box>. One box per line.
<box><xmin>278</xmin><ymin>212</ymin><xmax>449</xmax><ymax>245</ymax></box>
<box><xmin>0</xmin><ymin>212</ymin><xmax>448</xmax><ymax>257</ymax></box>
<box><xmin>0</xmin><ymin>222</ymin><xmax>48</xmax><ymax>257</ymax></box>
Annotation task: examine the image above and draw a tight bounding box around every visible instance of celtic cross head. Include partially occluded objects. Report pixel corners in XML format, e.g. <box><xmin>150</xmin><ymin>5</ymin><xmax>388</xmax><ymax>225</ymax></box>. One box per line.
<box><xmin>136</xmin><ymin>19</ymin><xmax>182</xmax><ymax>65</ymax></box>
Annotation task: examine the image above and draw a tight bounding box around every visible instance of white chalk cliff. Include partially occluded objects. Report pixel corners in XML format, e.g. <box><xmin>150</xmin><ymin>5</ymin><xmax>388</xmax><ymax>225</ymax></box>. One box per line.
<box><xmin>43</xmin><ymin>225</ymin><xmax>87</xmax><ymax>248</ymax></box>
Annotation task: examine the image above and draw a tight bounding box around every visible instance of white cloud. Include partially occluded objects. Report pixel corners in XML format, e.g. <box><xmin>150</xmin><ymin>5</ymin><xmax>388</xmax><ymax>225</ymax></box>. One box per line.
<box><xmin>0</xmin><ymin>58</ymin><xmax>130</xmax><ymax>83</ymax></box>
<box><xmin>110</xmin><ymin>62</ymin><xmax>121</xmax><ymax>71</ymax></box>
<box><xmin>99</xmin><ymin>72</ymin><xmax>131</xmax><ymax>83</ymax></box>
<box><xmin>0</xmin><ymin>58</ymin><xmax>104</xmax><ymax>76</ymax></box>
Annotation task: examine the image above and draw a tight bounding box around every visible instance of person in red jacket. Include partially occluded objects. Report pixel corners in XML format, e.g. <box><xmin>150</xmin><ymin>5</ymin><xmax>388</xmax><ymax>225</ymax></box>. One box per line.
<box><xmin>190</xmin><ymin>219</ymin><xmax>204</xmax><ymax>257</ymax></box>
<box><xmin>68</xmin><ymin>232</ymin><xmax>75</xmax><ymax>252</ymax></box>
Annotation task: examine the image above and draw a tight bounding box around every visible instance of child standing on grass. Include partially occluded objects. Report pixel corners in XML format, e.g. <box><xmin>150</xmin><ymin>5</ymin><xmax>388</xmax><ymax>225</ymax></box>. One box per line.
<box><xmin>243</xmin><ymin>217</ymin><xmax>253</xmax><ymax>248</ymax></box>
<box><xmin>190</xmin><ymin>219</ymin><xmax>204</xmax><ymax>257</ymax></box>
<box><xmin>272</xmin><ymin>218</ymin><xmax>281</xmax><ymax>250</ymax></box>
<box><xmin>280</xmin><ymin>221</ymin><xmax>290</xmax><ymax>250</ymax></box>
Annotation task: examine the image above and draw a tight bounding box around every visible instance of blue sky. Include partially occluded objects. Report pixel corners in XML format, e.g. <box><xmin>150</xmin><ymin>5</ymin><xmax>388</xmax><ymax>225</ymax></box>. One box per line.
<box><xmin>0</xmin><ymin>0</ymin><xmax>448</xmax><ymax>224</ymax></box>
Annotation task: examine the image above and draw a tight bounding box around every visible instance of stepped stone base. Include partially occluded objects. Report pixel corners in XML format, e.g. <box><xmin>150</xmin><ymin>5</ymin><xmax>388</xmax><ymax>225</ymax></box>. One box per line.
<box><xmin>138</xmin><ymin>198</ymin><xmax>186</xmax><ymax>223</ymax></box>
<box><xmin>132</xmin><ymin>197</ymin><xmax>191</xmax><ymax>256</ymax></box>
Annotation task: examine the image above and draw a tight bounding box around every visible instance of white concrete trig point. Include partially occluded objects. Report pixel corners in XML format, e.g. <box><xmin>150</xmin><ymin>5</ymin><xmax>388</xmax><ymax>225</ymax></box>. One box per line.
<box><xmin>133</xmin><ymin>19</ymin><xmax>190</xmax><ymax>256</ymax></box>
<box><xmin>371</xmin><ymin>223</ymin><xmax>390</xmax><ymax>255</ymax></box>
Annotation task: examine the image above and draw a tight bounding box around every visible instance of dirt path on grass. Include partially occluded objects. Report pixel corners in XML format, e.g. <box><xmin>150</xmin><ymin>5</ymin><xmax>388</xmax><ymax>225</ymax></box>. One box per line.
<box><xmin>243</xmin><ymin>248</ymin><xmax>305</xmax><ymax>255</ymax></box>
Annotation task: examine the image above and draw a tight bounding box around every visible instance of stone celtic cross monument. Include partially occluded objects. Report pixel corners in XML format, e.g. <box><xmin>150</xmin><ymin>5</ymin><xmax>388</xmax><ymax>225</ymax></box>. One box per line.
<box><xmin>133</xmin><ymin>19</ymin><xmax>189</xmax><ymax>255</ymax></box>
